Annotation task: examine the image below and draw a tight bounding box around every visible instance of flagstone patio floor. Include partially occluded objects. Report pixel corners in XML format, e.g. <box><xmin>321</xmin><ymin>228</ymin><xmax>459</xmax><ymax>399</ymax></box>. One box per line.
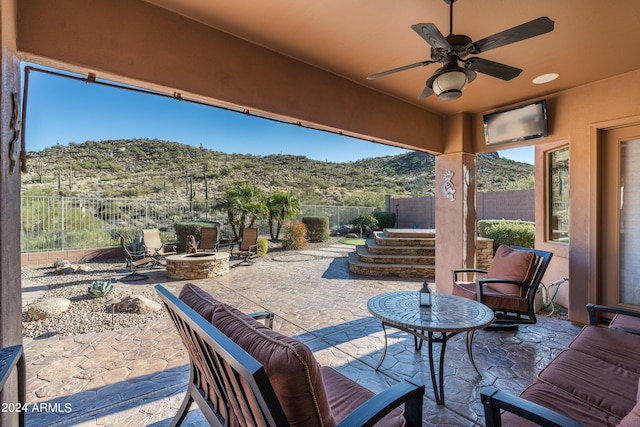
<box><xmin>21</xmin><ymin>246</ymin><xmax>582</xmax><ymax>426</ymax></box>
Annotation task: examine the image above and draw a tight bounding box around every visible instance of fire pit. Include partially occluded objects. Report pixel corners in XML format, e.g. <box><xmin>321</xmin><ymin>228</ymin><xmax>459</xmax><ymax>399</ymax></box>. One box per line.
<box><xmin>166</xmin><ymin>252</ymin><xmax>230</xmax><ymax>279</ymax></box>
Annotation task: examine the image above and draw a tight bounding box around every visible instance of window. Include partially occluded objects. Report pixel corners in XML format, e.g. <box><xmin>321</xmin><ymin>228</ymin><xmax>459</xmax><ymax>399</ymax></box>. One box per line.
<box><xmin>548</xmin><ymin>146</ymin><xmax>569</xmax><ymax>242</ymax></box>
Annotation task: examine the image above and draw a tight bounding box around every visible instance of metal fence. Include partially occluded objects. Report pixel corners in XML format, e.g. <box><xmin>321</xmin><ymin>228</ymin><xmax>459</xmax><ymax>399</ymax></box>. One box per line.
<box><xmin>20</xmin><ymin>196</ymin><xmax>376</xmax><ymax>252</ymax></box>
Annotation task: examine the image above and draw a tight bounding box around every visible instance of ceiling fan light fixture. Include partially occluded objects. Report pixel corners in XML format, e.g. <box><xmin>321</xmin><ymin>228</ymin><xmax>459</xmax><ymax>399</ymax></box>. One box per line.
<box><xmin>432</xmin><ymin>69</ymin><xmax>468</xmax><ymax>100</ymax></box>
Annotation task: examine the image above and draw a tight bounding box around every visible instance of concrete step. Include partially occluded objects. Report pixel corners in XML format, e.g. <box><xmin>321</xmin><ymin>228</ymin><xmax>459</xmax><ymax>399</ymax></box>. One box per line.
<box><xmin>348</xmin><ymin>252</ymin><xmax>435</xmax><ymax>278</ymax></box>
<box><xmin>365</xmin><ymin>238</ymin><xmax>435</xmax><ymax>256</ymax></box>
<box><xmin>383</xmin><ymin>228</ymin><xmax>436</xmax><ymax>238</ymax></box>
<box><xmin>373</xmin><ymin>231</ymin><xmax>436</xmax><ymax>247</ymax></box>
<box><xmin>355</xmin><ymin>245</ymin><xmax>434</xmax><ymax>265</ymax></box>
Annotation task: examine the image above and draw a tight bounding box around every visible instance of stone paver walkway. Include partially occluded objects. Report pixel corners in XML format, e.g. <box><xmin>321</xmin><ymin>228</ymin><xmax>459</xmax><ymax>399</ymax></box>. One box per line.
<box><xmin>22</xmin><ymin>253</ymin><xmax>581</xmax><ymax>426</ymax></box>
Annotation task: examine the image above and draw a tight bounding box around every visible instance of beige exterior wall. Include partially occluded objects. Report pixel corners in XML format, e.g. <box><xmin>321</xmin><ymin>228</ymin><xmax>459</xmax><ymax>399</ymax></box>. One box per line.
<box><xmin>471</xmin><ymin>69</ymin><xmax>640</xmax><ymax>324</ymax></box>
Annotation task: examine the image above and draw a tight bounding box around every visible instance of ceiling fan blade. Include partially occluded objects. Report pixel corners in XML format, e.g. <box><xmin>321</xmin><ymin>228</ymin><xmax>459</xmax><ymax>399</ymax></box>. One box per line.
<box><xmin>465</xmin><ymin>57</ymin><xmax>522</xmax><ymax>81</ymax></box>
<box><xmin>367</xmin><ymin>60</ymin><xmax>434</xmax><ymax>80</ymax></box>
<box><xmin>472</xmin><ymin>16</ymin><xmax>554</xmax><ymax>53</ymax></box>
<box><xmin>411</xmin><ymin>23</ymin><xmax>451</xmax><ymax>49</ymax></box>
<box><xmin>419</xmin><ymin>86</ymin><xmax>434</xmax><ymax>99</ymax></box>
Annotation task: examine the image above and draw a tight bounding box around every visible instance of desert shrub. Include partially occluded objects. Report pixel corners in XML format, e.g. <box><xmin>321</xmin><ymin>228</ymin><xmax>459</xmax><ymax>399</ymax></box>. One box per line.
<box><xmin>174</xmin><ymin>221</ymin><xmax>220</xmax><ymax>251</ymax></box>
<box><xmin>282</xmin><ymin>221</ymin><xmax>307</xmax><ymax>249</ymax></box>
<box><xmin>478</xmin><ymin>220</ymin><xmax>503</xmax><ymax>237</ymax></box>
<box><xmin>302</xmin><ymin>216</ymin><xmax>329</xmax><ymax>242</ymax></box>
<box><xmin>372</xmin><ymin>211</ymin><xmax>396</xmax><ymax>229</ymax></box>
<box><xmin>351</xmin><ymin>213</ymin><xmax>378</xmax><ymax>237</ymax></box>
<box><xmin>257</xmin><ymin>238</ymin><xmax>269</xmax><ymax>257</ymax></box>
<box><xmin>482</xmin><ymin>220</ymin><xmax>535</xmax><ymax>252</ymax></box>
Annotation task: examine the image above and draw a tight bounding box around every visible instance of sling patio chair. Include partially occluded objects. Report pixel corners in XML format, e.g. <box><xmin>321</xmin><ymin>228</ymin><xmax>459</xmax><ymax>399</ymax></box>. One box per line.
<box><xmin>118</xmin><ymin>232</ymin><xmax>155</xmax><ymax>280</ymax></box>
<box><xmin>452</xmin><ymin>245</ymin><xmax>553</xmax><ymax>329</ymax></box>
<box><xmin>197</xmin><ymin>226</ymin><xmax>219</xmax><ymax>252</ymax></box>
<box><xmin>231</xmin><ymin>227</ymin><xmax>259</xmax><ymax>265</ymax></box>
<box><xmin>142</xmin><ymin>228</ymin><xmax>177</xmax><ymax>267</ymax></box>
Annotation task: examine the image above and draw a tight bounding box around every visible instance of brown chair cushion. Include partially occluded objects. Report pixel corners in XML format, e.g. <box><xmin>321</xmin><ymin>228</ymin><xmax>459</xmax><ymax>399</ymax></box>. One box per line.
<box><xmin>619</xmin><ymin>400</ymin><xmax>640</xmax><ymax>427</ymax></box>
<box><xmin>501</xmin><ymin>382</ymin><xmax>621</xmax><ymax>427</ymax></box>
<box><xmin>535</xmin><ymin>349</ymin><xmax>639</xmax><ymax>418</ymax></box>
<box><xmin>568</xmin><ymin>326</ymin><xmax>640</xmax><ymax>374</ymax></box>
<box><xmin>609</xmin><ymin>314</ymin><xmax>640</xmax><ymax>334</ymax></box>
<box><xmin>178</xmin><ymin>283</ymin><xmax>222</xmax><ymax>320</ymax></box>
<box><xmin>485</xmin><ymin>245</ymin><xmax>536</xmax><ymax>297</ymax></box>
<box><xmin>321</xmin><ymin>366</ymin><xmax>405</xmax><ymax>427</ymax></box>
<box><xmin>453</xmin><ymin>281</ymin><xmax>529</xmax><ymax>313</ymax></box>
<box><xmin>212</xmin><ymin>303</ymin><xmax>334</xmax><ymax>427</ymax></box>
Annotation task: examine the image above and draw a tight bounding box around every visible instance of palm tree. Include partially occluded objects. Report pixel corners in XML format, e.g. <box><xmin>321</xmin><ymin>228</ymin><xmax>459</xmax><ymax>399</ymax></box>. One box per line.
<box><xmin>216</xmin><ymin>182</ymin><xmax>266</xmax><ymax>240</ymax></box>
<box><xmin>266</xmin><ymin>190</ymin><xmax>303</xmax><ymax>240</ymax></box>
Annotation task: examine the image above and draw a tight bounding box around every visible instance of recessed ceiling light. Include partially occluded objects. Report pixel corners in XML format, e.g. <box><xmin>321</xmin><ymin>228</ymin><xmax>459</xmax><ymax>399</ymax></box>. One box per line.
<box><xmin>533</xmin><ymin>73</ymin><xmax>559</xmax><ymax>84</ymax></box>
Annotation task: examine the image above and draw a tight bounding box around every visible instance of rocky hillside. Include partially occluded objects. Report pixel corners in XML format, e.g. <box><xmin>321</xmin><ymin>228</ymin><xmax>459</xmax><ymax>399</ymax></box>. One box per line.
<box><xmin>23</xmin><ymin>139</ymin><xmax>533</xmax><ymax>207</ymax></box>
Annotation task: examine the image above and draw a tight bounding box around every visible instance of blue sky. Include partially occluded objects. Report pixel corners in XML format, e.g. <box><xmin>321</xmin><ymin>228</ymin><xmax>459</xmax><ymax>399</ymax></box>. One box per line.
<box><xmin>23</xmin><ymin>66</ymin><xmax>533</xmax><ymax>164</ymax></box>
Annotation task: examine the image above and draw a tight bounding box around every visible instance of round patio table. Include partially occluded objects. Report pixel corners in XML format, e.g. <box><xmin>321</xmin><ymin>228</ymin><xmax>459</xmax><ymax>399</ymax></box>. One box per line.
<box><xmin>368</xmin><ymin>291</ymin><xmax>494</xmax><ymax>405</ymax></box>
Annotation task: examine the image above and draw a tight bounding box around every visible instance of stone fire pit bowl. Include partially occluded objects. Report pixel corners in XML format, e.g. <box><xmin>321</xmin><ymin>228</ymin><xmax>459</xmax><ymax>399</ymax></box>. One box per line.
<box><xmin>166</xmin><ymin>252</ymin><xmax>230</xmax><ymax>279</ymax></box>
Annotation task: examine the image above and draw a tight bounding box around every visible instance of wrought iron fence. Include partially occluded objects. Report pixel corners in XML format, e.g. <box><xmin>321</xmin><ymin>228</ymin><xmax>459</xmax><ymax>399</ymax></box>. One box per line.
<box><xmin>20</xmin><ymin>196</ymin><xmax>376</xmax><ymax>252</ymax></box>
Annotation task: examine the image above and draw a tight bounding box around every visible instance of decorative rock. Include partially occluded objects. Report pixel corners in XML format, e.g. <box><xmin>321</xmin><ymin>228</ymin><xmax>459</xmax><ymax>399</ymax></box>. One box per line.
<box><xmin>115</xmin><ymin>295</ymin><xmax>162</xmax><ymax>314</ymax></box>
<box><xmin>346</xmin><ymin>233</ymin><xmax>359</xmax><ymax>238</ymax></box>
<box><xmin>28</xmin><ymin>297</ymin><xmax>71</xmax><ymax>320</ymax></box>
<box><xmin>54</xmin><ymin>265</ymin><xmax>77</xmax><ymax>274</ymax></box>
<box><xmin>53</xmin><ymin>259</ymin><xmax>71</xmax><ymax>269</ymax></box>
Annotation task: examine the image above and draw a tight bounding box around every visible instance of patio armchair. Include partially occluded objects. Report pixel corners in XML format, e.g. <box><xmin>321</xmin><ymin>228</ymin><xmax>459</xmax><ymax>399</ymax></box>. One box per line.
<box><xmin>118</xmin><ymin>232</ymin><xmax>154</xmax><ymax>271</ymax></box>
<box><xmin>142</xmin><ymin>228</ymin><xmax>177</xmax><ymax>266</ymax></box>
<box><xmin>197</xmin><ymin>226</ymin><xmax>219</xmax><ymax>252</ymax></box>
<box><xmin>230</xmin><ymin>227</ymin><xmax>259</xmax><ymax>264</ymax></box>
<box><xmin>156</xmin><ymin>283</ymin><xmax>424</xmax><ymax>427</ymax></box>
<box><xmin>452</xmin><ymin>245</ymin><xmax>553</xmax><ymax>328</ymax></box>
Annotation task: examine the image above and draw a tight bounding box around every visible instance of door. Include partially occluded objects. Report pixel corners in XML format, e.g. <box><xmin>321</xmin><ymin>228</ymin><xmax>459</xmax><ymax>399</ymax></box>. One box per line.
<box><xmin>601</xmin><ymin>125</ymin><xmax>640</xmax><ymax>308</ymax></box>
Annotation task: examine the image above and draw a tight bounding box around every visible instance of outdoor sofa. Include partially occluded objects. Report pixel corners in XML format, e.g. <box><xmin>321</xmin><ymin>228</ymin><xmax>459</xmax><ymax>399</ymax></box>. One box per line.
<box><xmin>481</xmin><ymin>304</ymin><xmax>640</xmax><ymax>426</ymax></box>
<box><xmin>156</xmin><ymin>283</ymin><xmax>424</xmax><ymax>426</ymax></box>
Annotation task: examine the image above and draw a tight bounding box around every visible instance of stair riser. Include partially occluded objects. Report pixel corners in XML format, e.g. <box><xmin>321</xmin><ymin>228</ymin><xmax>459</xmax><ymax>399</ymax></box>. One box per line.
<box><xmin>374</xmin><ymin>238</ymin><xmax>435</xmax><ymax>247</ymax></box>
<box><xmin>365</xmin><ymin>246</ymin><xmax>435</xmax><ymax>256</ymax></box>
<box><xmin>358</xmin><ymin>255</ymin><xmax>434</xmax><ymax>265</ymax></box>
<box><xmin>348</xmin><ymin>261</ymin><xmax>435</xmax><ymax>278</ymax></box>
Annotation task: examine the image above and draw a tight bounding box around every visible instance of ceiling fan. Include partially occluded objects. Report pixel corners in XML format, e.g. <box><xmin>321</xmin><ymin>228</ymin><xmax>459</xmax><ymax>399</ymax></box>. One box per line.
<box><xmin>367</xmin><ymin>0</ymin><xmax>554</xmax><ymax>101</ymax></box>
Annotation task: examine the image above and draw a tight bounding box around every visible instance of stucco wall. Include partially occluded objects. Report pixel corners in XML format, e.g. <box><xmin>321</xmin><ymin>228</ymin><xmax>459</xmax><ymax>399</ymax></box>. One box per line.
<box><xmin>471</xmin><ymin>69</ymin><xmax>640</xmax><ymax>323</ymax></box>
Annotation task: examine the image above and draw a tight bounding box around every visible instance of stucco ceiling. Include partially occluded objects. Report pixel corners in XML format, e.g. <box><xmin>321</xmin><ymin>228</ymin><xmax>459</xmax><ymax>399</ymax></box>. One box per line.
<box><xmin>143</xmin><ymin>0</ymin><xmax>640</xmax><ymax>116</ymax></box>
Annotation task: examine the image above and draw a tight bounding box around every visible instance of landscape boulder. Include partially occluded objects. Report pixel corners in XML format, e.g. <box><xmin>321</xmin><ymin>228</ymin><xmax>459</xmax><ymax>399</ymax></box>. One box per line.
<box><xmin>28</xmin><ymin>297</ymin><xmax>71</xmax><ymax>320</ymax></box>
<box><xmin>115</xmin><ymin>295</ymin><xmax>162</xmax><ymax>314</ymax></box>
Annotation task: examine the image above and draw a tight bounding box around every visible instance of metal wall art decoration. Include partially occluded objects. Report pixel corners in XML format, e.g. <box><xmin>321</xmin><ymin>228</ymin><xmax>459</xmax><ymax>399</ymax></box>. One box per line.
<box><xmin>442</xmin><ymin>170</ymin><xmax>456</xmax><ymax>201</ymax></box>
<box><xmin>9</xmin><ymin>92</ymin><xmax>26</xmax><ymax>174</ymax></box>
<box><xmin>464</xmin><ymin>164</ymin><xmax>475</xmax><ymax>187</ymax></box>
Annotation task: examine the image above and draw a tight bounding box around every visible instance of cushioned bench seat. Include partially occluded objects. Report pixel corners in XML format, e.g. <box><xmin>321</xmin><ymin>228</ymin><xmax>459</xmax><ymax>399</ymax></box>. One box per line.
<box><xmin>482</xmin><ymin>304</ymin><xmax>640</xmax><ymax>427</ymax></box>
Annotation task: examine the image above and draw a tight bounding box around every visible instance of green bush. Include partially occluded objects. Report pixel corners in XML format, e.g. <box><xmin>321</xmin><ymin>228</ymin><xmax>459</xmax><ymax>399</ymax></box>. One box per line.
<box><xmin>282</xmin><ymin>221</ymin><xmax>307</xmax><ymax>249</ymax></box>
<box><xmin>478</xmin><ymin>220</ymin><xmax>503</xmax><ymax>237</ymax></box>
<box><xmin>482</xmin><ymin>220</ymin><xmax>535</xmax><ymax>252</ymax></box>
<box><xmin>257</xmin><ymin>238</ymin><xmax>269</xmax><ymax>257</ymax></box>
<box><xmin>372</xmin><ymin>211</ymin><xmax>396</xmax><ymax>229</ymax></box>
<box><xmin>351</xmin><ymin>213</ymin><xmax>378</xmax><ymax>237</ymax></box>
<box><xmin>174</xmin><ymin>221</ymin><xmax>220</xmax><ymax>251</ymax></box>
<box><xmin>302</xmin><ymin>216</ymin><xmax>329</xmax><ymax>242</ymax></box>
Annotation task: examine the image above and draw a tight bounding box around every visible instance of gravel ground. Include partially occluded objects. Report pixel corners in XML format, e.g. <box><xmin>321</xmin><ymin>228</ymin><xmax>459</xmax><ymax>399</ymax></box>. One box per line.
<box><xmin>21</xmin><ymin>259</ymin><xmax>167</xmax><ymax>339</ymax></box>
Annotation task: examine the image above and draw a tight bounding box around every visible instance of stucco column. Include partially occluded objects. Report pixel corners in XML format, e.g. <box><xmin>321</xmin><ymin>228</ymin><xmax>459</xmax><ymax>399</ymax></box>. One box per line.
<box><xmin>434</xmin><ymin>152</ymin><xmax>477</xmax><ymax>294</ymax></box>
<box><xmin>1</xmin><ymin>0</ymin><xmax>24</xmax><ymax>425</ymax></box>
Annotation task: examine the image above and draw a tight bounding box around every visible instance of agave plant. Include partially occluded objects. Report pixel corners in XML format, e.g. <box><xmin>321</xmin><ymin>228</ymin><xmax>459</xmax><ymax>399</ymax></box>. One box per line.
<box><xmin>87</xmin><ymin>280</ymin><xmax>114</xmax><ymax>298</ymax></box>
